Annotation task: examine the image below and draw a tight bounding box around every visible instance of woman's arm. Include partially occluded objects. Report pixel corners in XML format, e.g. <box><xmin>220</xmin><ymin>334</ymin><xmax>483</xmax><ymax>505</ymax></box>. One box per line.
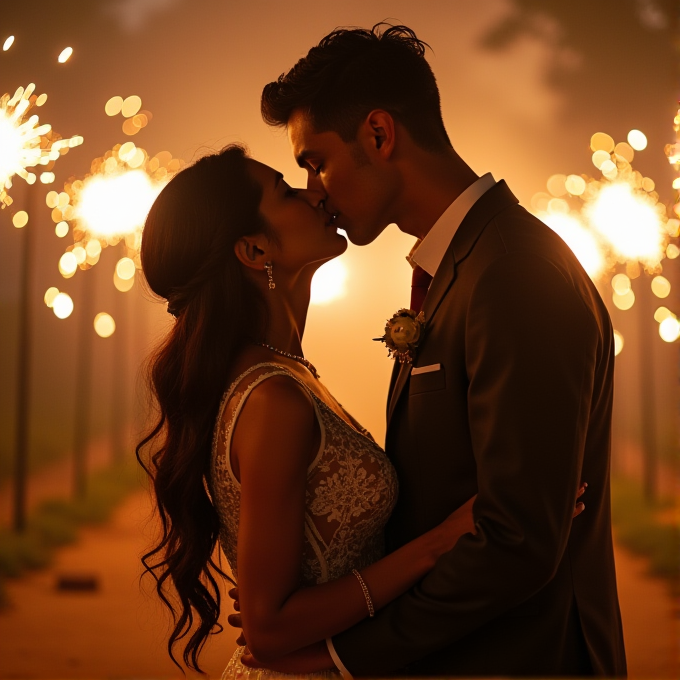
<box><xmin>231</xmin><ymin>376</ymin><xmax>474</xmax><ymax>664</ymax></box>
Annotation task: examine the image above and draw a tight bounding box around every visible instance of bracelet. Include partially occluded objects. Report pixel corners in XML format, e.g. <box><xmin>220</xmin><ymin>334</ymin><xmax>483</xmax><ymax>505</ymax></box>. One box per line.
<box><xmin>351</xmin><ymin>569</ymin><xmax>375</xmax><ymax>618</ymax></box>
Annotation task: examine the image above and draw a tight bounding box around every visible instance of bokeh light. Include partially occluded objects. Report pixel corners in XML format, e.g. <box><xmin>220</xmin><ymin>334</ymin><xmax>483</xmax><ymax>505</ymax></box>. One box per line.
<box><xmin>57</xmin><ymin>47</ymin><xmax>73</xmax><ymax>63</ymax></box>
<box><xmin>590</xmin><ymin>132</ymin><xmax>615</xmax><ymax>153</ymax></box>
<box><xmin>105</xmin><ymin>96</ymin><xmax>124</xmax><ymax>116</ymax></box>
<box><xmin>659</xmin><ymin>316</ymin><xmax>680</xmax><ymax>343</ymax></box>
<box><xmin>627</xmin><ymin>129</ymin><xmax>648</xmax><ymax>151</ymax></box>
<box><xmin>58</xmin><ymin>251</ymin><xmax>77</xmax><ymax>278</ymax></box>
<box><xmin>311</xmin><ymin>259</ymin><xmax>348</xmax><ymax>305</ymax></box>
<box><xmin>12</xmin><ymin>210</ymin><xmax>28</xmax><ymax>228</ymax></box>
<box><xmin>651</xmin><ymin>276</ymin><xmax>670</xmax><ymax>299</ymax></box>
<box><xmin>52</xmin><ymin>292</ymin><xmax>73</xmax><ymax>319</ymax></box>
<box><xmin>612</xmin><ymin>289</ymin><xmax>635</xmax><ymax>311</ymax></box>
<box><xmin>43</xmin><ymin>286</ymin><xmax>59</xmax><ymax>307</ymax></box>
<box><xmin>3</xmin><ymin>36</ymin><xmax>14</xmax><ymax>51</ymax></box>
<box><xmin>654</xmin><ymin>306</ymin><xmax>673</xmax><ymax>323</ymax></box>
<box><xmin>611</xmin><ymin>273</ymin><xmax>631</xmax><ymax>296</ymax></box>
<box><xmin>121</xmin><ymin>96</ymin><xmax>142</xmax><ymax>118</ymax></box>
<box><xmin>613</xmin><ymin>330</ymin><xmax>624</xmax><ymax>356</ymax></box>
<box><xmin>55</xmin><ymin>221</ymin><xmax>69</xmax><ymax>237</ymax></box>
<box><xmin>94</xmin><ymin>312</ymin><xmax>116</xmax><ymax>338</ymax></box>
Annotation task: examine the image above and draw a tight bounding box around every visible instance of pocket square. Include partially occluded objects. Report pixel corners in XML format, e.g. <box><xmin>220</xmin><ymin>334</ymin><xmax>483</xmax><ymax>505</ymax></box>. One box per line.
<box><xmin>411</xmin><ymin>363</ymin><xmax>441</xmax><ymax>376</ymax></box>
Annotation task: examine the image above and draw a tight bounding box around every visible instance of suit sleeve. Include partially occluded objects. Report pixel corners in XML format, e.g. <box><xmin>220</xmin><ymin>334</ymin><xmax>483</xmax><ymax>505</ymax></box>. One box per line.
<box><xmin>331</xmin><ymin>252</ymin><xmax>601</xmax><ymax>675</ymax></box>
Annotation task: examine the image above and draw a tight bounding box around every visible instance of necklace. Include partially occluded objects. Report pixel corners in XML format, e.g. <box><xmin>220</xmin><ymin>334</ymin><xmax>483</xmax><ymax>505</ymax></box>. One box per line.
<box><xmin>258</xmin><ymin>343</ymin><xmax>320</xmax><ymax>379</ymax></box>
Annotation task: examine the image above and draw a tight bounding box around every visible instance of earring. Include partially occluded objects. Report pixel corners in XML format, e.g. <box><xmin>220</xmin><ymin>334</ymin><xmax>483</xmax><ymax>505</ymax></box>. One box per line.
<box><xmin>264</xmin><ymin>261</ymin><xmax>275</xmax><ymax>290</ymax></box>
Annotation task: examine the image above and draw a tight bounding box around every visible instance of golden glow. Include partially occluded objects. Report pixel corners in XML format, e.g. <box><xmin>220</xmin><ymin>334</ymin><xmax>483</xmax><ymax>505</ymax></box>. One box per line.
<box><xmin>310</xmin><ymin>259</ymin><xmax>348</xmax><ymax>305</ymax></box>
<box><xmin>2</xmin><ymin>36</ymin><xmax>14</xmax><ymax>51</ymax></box>
<box><xmin>113</xmin><ymin>270</ymin><xmax>135</xmax><ymax>292</ymax></box>
<box><xmin>547</xmin><ymin>174</ymin><xmax>567</xmax><ymax>197</ymax></box>
<box><xmin>75</xmin><ymin>170</ymin><xmax>162</xmax><ymax>238</ymax></box>
<box><xmin>12</xmin><ymin>210</ymin><xmax>28</xmax><ymax>228</ymax></box>
<box><xmin>592</xmin><ymin>150</ymin><xmax>610</xmax><ymax>170</ymax></box>
<box><xmin>59</xmin><ymin>251</ymin><xmax>77</xmax><ymax>278</ymax></box>
<box><xmin>586</xmin><ymin>183</ymin><xmax>665</xmax><ymax>267</ymax></box>
<box><xmin>613</xmin><ymin>330</ymin><xmax>624</xmax><ymax>356</ymax></box>
<box><xmin>539</xmin><ymin>213</ymin><xmax>605</xmax><ymax>279</ymax></box>
<box><xmin>55</xmin><ymin>221</ymin><xmax>68</xmax><ymax>237</ymax></box>
<box><xmin>651</xmin><ymin>276</ymin><xmax>671</xmax><ymax>299</ymax></box>
<box><xmin>611</xmin><ymin>273</ymin><xmax>631</xmax><ymax>296</ymax></box>
<box><xmin>659</xmin><ymin>316</ymin><xmax>680</xmax><ymax>343</ymax></box>
<box><xmin>612</xmin><ymin>289</ymin><xmax>635</xmax><ymax>311</ymax></box>
<box><xmin>614</xmin><ymin>142</ymin><xmax>634</xmax><ymax>163</ymax></box>
<box><xmin>57</xmin><ymin>47</ymin><xmax>73</xmax><ymax>63</ymax></box>
<box><xmin>52</xmin><ymin>292</ymin><xmax>74</xmax><ymax>318</ymax></box>
<box><xmin>44</xmin><ymin>287</ymin><xmax>59</xmax><ymax>307</ymax></box>
<box><xmin>627</xmin><ymin>130</ymin><xmax>648</xmax><ymax>151</ymax></box>
<box><xmin>654</xmin><ymin>306</ymin><xmax>673</xmax><ymax>323</ymax></box>
<box><xmin>600</xmin><ymin>160</ymin><xmax>617</xmax><ymax>180</ymax></box>
<box><xmin>666</xmin><ymin>244</ymin><xmax>680</xmax><ymax>259</ymax></box>
<box><xmin>565</xmin><ymin>175</ymin><xmax>586</xmax><ymax>196</ymax></box>
<box><xmin>116</xmin><ymin>256</ymin><xmax>136</xmax><ymax>280</ymax></box>
<box><xmin>105</xmin><ymin>96</ymin><xmax>123</xmax><ymax>116</ymax></box>
<box><xmin>94</xmin><ymin>312</ymin><xmax>116</xmax><ymax>338</ymax></box>
<box><xmin>121</xmin><ymin>96</ymin><xmax>142</xmax><ymax>118</ymax></box>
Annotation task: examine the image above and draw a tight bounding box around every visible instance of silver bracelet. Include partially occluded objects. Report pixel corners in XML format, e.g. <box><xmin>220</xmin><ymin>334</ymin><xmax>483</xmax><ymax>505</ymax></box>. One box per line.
<box><xmin>351</xmin><ymin>569</ymin><xmax>375</xmax><ymax>617</ymax></box>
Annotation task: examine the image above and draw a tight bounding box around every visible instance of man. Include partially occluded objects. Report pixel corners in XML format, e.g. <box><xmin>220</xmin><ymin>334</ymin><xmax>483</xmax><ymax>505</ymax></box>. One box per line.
<box><xmin>239</xmin><ymin>23</ymin><xmax>626</xmax><ymax>676</ymax></box>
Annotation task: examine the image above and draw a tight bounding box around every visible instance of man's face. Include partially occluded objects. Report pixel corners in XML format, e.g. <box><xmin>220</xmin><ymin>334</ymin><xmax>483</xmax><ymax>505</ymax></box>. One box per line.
<box><xmin>287</xmin><ymin>109</ymin><xmax>395</xmax><ymax>246</ymax></box>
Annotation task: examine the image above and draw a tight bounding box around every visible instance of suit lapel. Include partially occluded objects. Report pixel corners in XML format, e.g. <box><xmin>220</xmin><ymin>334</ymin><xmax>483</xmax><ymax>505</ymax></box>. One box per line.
<box><xmin>385</xmin><ymin>181</ymin><xmax>520</xmax><ymax>431</ymax></box>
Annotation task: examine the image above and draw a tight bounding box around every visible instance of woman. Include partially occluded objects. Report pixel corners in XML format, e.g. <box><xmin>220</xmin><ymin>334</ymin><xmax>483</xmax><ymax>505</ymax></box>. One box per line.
<box><xmin>138</xmin><ymin>145</ymin><xmax>584</xmax><ymax>676</ymax></box>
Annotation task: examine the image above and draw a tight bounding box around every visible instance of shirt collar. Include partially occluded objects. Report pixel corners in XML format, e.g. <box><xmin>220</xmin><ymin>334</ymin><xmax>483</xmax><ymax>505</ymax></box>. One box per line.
<box><xmin>410</xmin><ymin>173</ymin><xmax>496</xmax><ymax>277</ymax></box>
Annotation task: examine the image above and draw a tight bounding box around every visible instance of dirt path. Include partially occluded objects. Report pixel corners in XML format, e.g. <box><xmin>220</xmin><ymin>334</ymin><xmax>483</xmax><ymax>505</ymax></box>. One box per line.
<box><xmin>0</xmin><ymin>490</ymin><xmax>677</xmax><ymax>678</ymax></box>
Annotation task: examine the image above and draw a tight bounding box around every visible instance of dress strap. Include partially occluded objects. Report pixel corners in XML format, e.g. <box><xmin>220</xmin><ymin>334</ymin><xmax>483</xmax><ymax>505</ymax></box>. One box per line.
<box><xmin>212</xmin><ymin>363</ymin><xmax>327</xmax><ymax>487</ymax></box>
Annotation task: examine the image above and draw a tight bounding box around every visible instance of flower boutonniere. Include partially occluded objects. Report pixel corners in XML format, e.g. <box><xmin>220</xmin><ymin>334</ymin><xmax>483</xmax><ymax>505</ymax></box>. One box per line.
<box><xmin>374</xmin><ymin>308</ymin><xmax>426</xmax><ymax>364</ymax></box>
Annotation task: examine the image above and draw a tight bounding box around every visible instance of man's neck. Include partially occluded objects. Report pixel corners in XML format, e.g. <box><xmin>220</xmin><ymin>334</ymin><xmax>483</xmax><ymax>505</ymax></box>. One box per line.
<box><xmin>393</xmin><ymin>148</ymin><xmax>479</xmax><ymax>241</ymax></box>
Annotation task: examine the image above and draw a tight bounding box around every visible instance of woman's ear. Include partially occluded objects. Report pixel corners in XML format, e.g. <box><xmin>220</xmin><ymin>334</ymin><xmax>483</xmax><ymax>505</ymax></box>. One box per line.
<box><xmin>234</xmin><ymin>234</ymin><xmax>270</xmax><ymax>270</ymax></box>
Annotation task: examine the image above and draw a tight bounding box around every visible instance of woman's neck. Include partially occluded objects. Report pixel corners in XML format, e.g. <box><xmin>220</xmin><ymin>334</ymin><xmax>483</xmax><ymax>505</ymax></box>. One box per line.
<box><xmin>260</xmin><ymin>270</ymin><xmax>313</xmax><ymax>356</ymax></box>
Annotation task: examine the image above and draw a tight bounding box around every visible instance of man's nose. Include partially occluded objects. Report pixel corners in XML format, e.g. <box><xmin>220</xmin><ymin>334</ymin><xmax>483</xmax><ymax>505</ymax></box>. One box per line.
<box><xmin>299</xmin><ymin>187</ymin><xmax>327</xmax><ymax>209</ymax></box>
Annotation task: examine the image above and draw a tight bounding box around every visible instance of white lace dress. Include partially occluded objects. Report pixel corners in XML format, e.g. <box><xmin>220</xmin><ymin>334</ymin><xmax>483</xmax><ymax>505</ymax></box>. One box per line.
<box><xmin>209</xmin><ymin>363</ymin><xmax>399</xmax><ymax>679</ymax></box>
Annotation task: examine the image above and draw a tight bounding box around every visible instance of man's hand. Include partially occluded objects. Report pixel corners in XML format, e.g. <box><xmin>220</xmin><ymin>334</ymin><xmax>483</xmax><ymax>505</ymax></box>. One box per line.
<box><xmin>573</xmin><ymin>482</ymin><xmax>587</xmax><ymax>518</ymax></box>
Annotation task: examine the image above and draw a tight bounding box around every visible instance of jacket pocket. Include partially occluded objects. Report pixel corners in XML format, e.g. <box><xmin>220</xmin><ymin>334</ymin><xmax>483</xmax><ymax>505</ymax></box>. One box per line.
<box><xmin>409</xmin><ymin>364</ymin><xmax>446</xmax><ymax>395</ymax></box>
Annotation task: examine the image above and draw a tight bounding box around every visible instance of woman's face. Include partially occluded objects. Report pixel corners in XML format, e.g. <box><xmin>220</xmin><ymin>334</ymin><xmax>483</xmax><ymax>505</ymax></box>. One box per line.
<box><xmin>247</xmin><ymin>160</ymin><xmax>347</xmax><ymax>275</ymax></box>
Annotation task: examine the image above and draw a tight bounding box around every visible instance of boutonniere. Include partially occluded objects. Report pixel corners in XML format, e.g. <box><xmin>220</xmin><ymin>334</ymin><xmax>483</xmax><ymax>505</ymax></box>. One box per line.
<box><xmin>374</xmin><ymin>308</ymin><xmax>426</xmax><ymax>364</ymax></box>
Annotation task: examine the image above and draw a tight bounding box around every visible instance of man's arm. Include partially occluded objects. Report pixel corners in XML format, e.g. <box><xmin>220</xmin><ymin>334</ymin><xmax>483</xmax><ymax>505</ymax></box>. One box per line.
<box><xmin>331</xmin><ymin>252</ymin><xmax>600</xmax><ymax>675</ymax></box>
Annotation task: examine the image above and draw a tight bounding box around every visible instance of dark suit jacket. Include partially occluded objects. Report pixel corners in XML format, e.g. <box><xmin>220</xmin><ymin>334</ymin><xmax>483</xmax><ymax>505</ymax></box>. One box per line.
<box><xmin>332</xmin><ymin>181</ymin><xmax>627</xmax><ymax>677</ymax></box>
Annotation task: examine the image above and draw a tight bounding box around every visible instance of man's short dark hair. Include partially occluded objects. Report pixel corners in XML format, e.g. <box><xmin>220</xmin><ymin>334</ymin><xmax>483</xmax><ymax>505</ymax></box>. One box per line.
<box><xmin>261</xmin><ymin>23</ymin><xmax>452</xmax><ymax>152</ymax></box>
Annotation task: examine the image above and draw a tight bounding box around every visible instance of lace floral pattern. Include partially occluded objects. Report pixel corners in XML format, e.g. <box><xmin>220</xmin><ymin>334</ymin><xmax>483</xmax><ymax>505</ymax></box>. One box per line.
<box><xmin>209</xmin><ymin>363</ymin><xmax>398</xmax><ymax>678</ymax></box>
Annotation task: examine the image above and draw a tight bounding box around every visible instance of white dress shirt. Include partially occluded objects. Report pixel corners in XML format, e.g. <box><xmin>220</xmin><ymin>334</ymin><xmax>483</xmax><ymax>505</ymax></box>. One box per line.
<box><xmin>410</xmin><ymin>172</ymin><xmax>496</xmax><ymax>277</ymax></box>
<box><xmin>326</xmin><ymin>172</ymin><xmax>496</xmax><ymax>680</ymax></box>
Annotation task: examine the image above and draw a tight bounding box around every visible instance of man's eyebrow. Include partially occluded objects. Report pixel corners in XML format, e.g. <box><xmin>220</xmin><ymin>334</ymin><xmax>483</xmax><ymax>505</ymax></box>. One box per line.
<box><xmin>295</xmin><ymin>150</ymin><xmax>315</xmax><ymax>168</ymax></box>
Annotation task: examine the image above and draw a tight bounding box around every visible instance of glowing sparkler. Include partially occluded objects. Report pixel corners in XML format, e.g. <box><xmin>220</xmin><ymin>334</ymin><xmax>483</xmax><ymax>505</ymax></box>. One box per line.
<box><xmin>47</xmin><ymin>142</ymin><xmax>183</xmax><ymax>320</ymax></box>
<box><xmin>0</xmin><ymin>84</ymin><xmax>83</xmax><ymax>209</ymax></box>
<box><xmin>531</xmin><ymin>123</ymin><xmax>680</xmax><ymax>350</ymax></box>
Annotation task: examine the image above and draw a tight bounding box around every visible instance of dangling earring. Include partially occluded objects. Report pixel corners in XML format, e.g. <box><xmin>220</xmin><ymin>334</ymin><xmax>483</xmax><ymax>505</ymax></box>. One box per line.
<box><xmin>264</xmin><ymin>261</ymin><xmax>275</xmax><ymax>290</ymax></box>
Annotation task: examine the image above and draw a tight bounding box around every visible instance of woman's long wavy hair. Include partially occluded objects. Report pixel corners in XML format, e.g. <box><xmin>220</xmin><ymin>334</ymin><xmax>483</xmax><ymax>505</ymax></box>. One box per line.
<box><xmin>137</xmin><ymin>145</ymin><xmax>269</xmax><ymax>673</ymax></box>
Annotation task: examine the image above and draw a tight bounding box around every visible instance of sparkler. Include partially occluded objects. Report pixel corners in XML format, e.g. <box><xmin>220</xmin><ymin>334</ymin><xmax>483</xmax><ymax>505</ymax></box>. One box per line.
<box><xmin>0</xmin><ymin>83</ymin><xmax>83</xmax><ymax>209</ymax></box>
<box><xmin>532</xmin><ymin>125</ymin><xmax>679</xmax><ymax>349</ymax></box>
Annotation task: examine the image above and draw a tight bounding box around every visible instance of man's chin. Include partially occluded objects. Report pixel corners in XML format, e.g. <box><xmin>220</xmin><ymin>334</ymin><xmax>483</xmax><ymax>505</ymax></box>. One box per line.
<box><xmin>344</xmin><ymin>224</ymin><xmax>387</xmax><ymax>247</ymax></box>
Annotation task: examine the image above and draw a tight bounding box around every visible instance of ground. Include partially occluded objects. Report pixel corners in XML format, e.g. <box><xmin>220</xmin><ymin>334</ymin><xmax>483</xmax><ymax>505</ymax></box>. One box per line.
<box><xmin>0</xmin><ymin>490</ymin><xmax>677</xmax><ymax>679</ymax></box>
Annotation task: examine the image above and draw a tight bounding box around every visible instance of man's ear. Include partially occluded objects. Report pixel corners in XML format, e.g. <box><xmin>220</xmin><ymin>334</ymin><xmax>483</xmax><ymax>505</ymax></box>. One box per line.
<box><xmin>234</xmin><ymin>234</ymin><xmax>270</xmax><ymax>271</ymax></box>
<box><xmin>362</xmin><ymin>110</ymin><xmax>396</xmax><ymax>160</ymax></box>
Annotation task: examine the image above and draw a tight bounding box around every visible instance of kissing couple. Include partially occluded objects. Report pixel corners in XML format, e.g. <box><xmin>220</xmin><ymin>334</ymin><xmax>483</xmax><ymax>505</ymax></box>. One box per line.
<box><xmin>138</xmin><ymin>23</ymin><xmax>627</xmax><ymax>678</ymax></box>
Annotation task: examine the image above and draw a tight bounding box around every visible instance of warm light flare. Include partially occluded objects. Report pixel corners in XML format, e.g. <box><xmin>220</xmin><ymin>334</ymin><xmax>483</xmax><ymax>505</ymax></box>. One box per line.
<box><xmin>52</xmin><ymin>292</ymin><xmax>73</xmax><ymax>319</ymax></box>
<box><xmin>311</xmin><ymin>259</ymin><xmax>348</xmax><ymax>305</ymax></box>
<box><xmin>2</xmin><ymin>36</ymin><xmax>14</xmax><ymax>51</ymax></box>
<box><xmin>586</xmin><ymin>183</ymin><xmax>665</xmax><ymax>267</ymax></box>
<box><xmin>539</xmin><ymin>212</ymin><xmax>605</xmax><ymax>279</ymax></box>
<box><xmin>613</xmin><ymin>330</ymin><xmax>624</xmax><ymax>356</ymax></box>
<box><xmin>57</xmin><ymin>47</ymin><xmax>73</xmax><ymax>63</ymax></box>
<box><xmin>659</xmin><ymin>316</ymin><xmax>680</xmax><ymax>343</ymax></box>
<box><xmin>94</xmin><ymin>312</ymin><xmax>116</xmax><ymax>338</ymax></box>
<box><xmin>76</xmin><ymin>170</ymin><xmax>162</xmax><ymax>238</ymax></box>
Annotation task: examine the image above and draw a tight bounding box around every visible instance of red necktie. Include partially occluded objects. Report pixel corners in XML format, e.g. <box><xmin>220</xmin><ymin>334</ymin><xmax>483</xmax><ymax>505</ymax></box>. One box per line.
<box><xmin>410</xmin><ymin>265</ymin><xmax>433</xmax><ymax>313</ymax></box>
